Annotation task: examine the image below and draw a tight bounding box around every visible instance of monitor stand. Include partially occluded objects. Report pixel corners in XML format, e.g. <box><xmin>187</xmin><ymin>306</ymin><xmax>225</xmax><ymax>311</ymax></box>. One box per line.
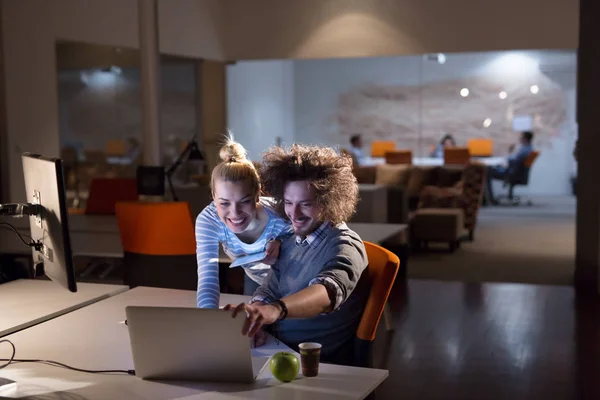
<box><xmin>0</xmin><ymin>377</ymin><xmax>16</xmax><ymax>391</ymax></box>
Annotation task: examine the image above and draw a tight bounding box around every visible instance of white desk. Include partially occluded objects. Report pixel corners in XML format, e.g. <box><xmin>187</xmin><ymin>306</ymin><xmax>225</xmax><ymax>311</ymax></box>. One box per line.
<box><xmin>0</xmin><ymin>287</ymin><xmax>388</xmax><ymax>399</ymax></box>
<box><xmin>0</xmin><ymin>279</ymin><xmax>128</xmax><ymax>337</ymax></box>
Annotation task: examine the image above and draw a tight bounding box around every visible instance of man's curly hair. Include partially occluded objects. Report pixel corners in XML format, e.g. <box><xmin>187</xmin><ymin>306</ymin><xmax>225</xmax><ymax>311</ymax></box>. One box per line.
<box><xmin>260</xmin><ymin>144</ymin><xmax>358</xmax><ymax>224</ymax></box>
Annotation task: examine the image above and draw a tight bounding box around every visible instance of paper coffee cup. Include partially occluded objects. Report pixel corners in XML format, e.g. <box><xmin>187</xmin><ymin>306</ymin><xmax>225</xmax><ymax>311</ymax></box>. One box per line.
<box><xmin>298</xmin><ymin>342</ymin><xmax>322</xmax><ymax>377</ymax></box>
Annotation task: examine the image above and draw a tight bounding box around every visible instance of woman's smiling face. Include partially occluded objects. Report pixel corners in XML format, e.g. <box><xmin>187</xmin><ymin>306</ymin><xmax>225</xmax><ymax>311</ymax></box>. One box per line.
<box><xmin>213</xmin><ymin>179</ymin><xmax>258</xmax><ymax>233</ymax></box>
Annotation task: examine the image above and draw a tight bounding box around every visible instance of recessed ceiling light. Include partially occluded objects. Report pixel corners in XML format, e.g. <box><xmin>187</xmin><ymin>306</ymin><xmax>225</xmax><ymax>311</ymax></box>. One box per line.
<box><xmin>483</xmin><ymin>118</ymin><xmax>492</xmax><ymax>128</ymax></box>
<box><xmin>460</xmin><ymin>88</ymin><xmax>469</xmax><ymax>97</ymax></box>
<box><xmin>499</xmin><ymin>91</ymin><xmax>507</xmax><ymax>99</ymax></box>
<box><xmin>530</xmin><ymin>85</ymin><xmax>539</xmax><ymax>94</ymax></box>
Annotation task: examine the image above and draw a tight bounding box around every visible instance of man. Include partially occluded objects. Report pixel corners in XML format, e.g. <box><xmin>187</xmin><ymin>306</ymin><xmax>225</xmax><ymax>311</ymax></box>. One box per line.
<box><xmin>225</xmin><ymin>144</ymin><xmax>369</xmax><ymax>365</ymax></box>
<box><xmin>348</xmin><ymin>134</ymin><xmax>365</xmax><ymax>165</ymax></box>
<box><xmin>486</xmin><ymin>131</ymin><xmax>534</xmax><ymax>203</ymax></box>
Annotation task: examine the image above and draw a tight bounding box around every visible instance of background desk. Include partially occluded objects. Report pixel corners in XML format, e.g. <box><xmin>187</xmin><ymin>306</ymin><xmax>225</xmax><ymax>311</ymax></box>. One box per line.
<box><xmin>363</xmin><ymin>155</ymin><xmax>506</xmax><ymax>167</ymax></box>
<box><xmin>0</xmin><ymin>279</ymin><xmax>128</xmax><ymax>337</ymax></box>
<box><xmin>1</xmin><ymin>287</ymin><xmax>388</xmax><ymax>399</ymax></box>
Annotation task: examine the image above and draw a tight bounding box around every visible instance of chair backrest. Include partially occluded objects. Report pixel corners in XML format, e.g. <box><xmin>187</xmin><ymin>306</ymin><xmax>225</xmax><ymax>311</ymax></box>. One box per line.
<box><xmin>524</xmin><ymin>150</ymin><xmax>540</xmax><ymax>168</ymax></box>
<box><xmin>371</xmin><ymin>141</ymin><xmax>396</xmax><ymax>158</ymax></box>
<box><xmin>85</xmin><ymin>178</ymin><xmax>138</xmax><ymax>215</ymax></box>
<box><xmin>444</xmin><ymin>147</ymin><xmax>471</xmax><ymax>165</ymax></box>
<box><xmin>356</xmin><ymin>241</ymin><xmax>400</xmax><ymax>342</ymax></box>
<box><xmin>384</xmin><ymin>150</ymin><xmax>412</xmax><ymax>165</ymax></box>
<box><xmin>115</xmin><ymin>201</ymin><xmax>195</xmax><ymax>256</ymax></box>
<box><xmin>115</xmin><ymin>201</ymin><xmax>197</xmax><ymax>290</ymax></box>
<box><xmin>106</xmin><ymin>139</ymin><xmax>127</xmax><ymax>157</ymax></box>
<box><xmin>467</xmin><ymin>139</ymin><xmax>493</xmax><ymax>157</ymax></box>
<box><xmin>509</xmin><ymin>150</ymin><xmax>540</xmax><ymax>186</ymax></box>
<box><xmin>461</xmin><ymin>162</ymin><xmax>487</xmax><ymax>231</ymax></box>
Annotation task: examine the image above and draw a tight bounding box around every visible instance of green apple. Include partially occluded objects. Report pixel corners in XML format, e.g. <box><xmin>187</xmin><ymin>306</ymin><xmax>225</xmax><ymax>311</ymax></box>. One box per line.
<box><xmin>270</xmin><ymin>352</ymin><xmax>299</xmax><ymax>382</ymax></box>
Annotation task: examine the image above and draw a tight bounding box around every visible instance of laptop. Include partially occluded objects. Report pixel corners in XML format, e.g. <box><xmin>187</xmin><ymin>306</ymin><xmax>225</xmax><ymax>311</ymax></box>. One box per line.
<box><xmin>125</xmin><ymin>306</ymin><xmax>270</xmax><ymax>383</ymax></box>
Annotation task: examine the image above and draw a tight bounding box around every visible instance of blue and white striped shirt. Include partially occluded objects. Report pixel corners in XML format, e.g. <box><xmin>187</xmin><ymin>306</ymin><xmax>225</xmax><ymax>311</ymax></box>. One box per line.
<box><xmin>195</xmin><ymin>199</ymin><xmax>291</xmax><ymax>308</ymax></box>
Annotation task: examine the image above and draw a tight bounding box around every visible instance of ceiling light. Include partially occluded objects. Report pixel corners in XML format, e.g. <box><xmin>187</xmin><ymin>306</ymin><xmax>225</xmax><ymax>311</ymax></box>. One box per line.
<box><xmin>530</xmin><ymin>85</ymin><xmax>539</xmax><ymax>94</ymax></box>
<box><xmin>499</xmin><ymin>91</ymin><xmax>507</xmax><ymax>100</ymax></box>
<box><xmin>460</xmin><ymin>88</ymin><xmax>469</xmax><ymax>97</ymax></box>
<box><xmin>483</xmin><ymin>118</ymin><xmax>492</xmax><ymax>128</ymax></box>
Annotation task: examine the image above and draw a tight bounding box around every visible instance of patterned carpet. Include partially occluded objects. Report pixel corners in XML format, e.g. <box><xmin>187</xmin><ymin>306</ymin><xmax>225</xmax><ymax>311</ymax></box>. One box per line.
<box><xmin>407</xmin><ymin>196</ymin><xmax>576</xmax><ymax>286</ymax></box>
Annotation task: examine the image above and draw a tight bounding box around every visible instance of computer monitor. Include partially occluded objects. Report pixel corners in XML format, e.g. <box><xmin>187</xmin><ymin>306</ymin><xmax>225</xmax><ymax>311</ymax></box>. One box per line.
<box><xmin>21</xmin><ymin>153</ymin><xmax>77</xmax><ymax>292</ymax></box>
<box><xmin>0</xmin><ymin>153</ymin><xmax>77</xmax><ymax>390</ymax></box>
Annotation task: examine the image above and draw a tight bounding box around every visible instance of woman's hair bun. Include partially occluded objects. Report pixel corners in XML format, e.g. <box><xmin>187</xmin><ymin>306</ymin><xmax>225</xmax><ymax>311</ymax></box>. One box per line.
<box><xmin>219</xmin><ymin>140</ymin><xmax>248</xmax><ymax>163</ymax></box>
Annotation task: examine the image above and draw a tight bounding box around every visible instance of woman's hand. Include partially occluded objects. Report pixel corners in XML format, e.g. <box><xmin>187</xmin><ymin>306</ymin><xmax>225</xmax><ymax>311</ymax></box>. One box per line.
<box><xmin>262</xmin><ymin>239</ymin><xmax>281</xmax><ymax>265</ymax></box>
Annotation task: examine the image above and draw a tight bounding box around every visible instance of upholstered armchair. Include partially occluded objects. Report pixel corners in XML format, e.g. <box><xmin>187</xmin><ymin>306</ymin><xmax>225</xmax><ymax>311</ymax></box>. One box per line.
<box><xmin>417</xmin><ymin>162</ymin><xmax>486</xmax><ymax>241</ymax></box>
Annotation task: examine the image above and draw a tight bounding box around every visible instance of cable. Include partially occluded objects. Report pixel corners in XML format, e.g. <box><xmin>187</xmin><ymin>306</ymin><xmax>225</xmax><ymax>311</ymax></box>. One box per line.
<box><xmin>0</xmin><ymin>339</ymin><xmax>134</xmax><ymax>375</ymax></box>
<box><xmin>0</xmin><ymin>340</ymin><xmax>15</xmax><ymax>370</ymax></box>
<box><xmin>0</xmin><ymin>222</ymin><xmax>42</xmax><ymax>251</ymax></box>
<box><xmin>0</xmin><ymin>222</ymin><xmax>35</xmax><ymax>244</ymax></box>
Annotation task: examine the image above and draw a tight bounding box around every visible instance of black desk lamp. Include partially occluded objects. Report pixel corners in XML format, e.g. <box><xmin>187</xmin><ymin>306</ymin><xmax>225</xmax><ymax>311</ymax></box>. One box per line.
<box><xmin>165</xmin><ymin>138</ymin><xmax>204</xmax><ymax>201</ymax></box>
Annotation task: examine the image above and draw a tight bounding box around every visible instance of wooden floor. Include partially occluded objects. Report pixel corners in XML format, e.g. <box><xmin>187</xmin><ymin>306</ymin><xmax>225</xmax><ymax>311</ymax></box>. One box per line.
<box><xmin>373</xmin><ymin>279</ymin><xmax>600</xmax><ymax>400</ymax></box>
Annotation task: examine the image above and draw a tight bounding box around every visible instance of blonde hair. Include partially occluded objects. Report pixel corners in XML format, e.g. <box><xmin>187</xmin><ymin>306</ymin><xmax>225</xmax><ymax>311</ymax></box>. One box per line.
<box><xmin>210</xmin><ymin>139</ymin><xmax>260</xmax><ymax>198</ymax></box>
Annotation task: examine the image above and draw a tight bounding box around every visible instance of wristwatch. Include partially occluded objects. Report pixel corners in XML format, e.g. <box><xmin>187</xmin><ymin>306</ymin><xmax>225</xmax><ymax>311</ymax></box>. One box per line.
<box><xmin>270</xmin><ymin>299</ymin><xmax>288</xmax><ymax>321</ymax></box>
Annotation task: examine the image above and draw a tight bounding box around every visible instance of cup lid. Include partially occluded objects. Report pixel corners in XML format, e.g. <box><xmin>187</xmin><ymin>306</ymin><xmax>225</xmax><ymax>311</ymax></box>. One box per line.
<box><xmin>298</xmin><ymin>342</ymin><xmax>322</xmax><ymax>350</ymax></box>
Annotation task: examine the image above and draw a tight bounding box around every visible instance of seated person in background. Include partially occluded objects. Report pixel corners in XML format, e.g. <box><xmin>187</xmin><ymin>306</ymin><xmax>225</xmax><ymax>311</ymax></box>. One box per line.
<box><xmin>225</xmin><ymin>144</ymin><xmax>369</xmax><ymax>365</ymax></box>
<box><xmin>431</xmin><ymin>134</ymin><xmax>457</xmax><ymax>158</ymax></box>
<box><xmin>486</xmin><ymin>131</ymin><xmax>534</xmax><ymax>203</ymax></box>
<box><xmin>348</xmin><ymin>134</ymin><xmax>365</xmax><ymax>165</ymax></box>
<box><xmin>195</xmin><ymin>139</ymin><xmax>292</xmax><ymax>309</ymax></box>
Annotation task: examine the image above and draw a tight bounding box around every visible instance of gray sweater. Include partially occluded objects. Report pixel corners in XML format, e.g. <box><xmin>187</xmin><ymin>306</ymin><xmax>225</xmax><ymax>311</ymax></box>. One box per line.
<box><xmin>252</xmin><ymin>222</ymin><xmax>369</xmax><ymax>363</ymax></box>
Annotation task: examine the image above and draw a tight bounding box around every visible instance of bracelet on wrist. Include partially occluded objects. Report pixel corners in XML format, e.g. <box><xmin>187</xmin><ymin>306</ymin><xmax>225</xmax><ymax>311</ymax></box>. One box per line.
<box><xmin>270</xmin><ymin>299</ymin><xmax>288</xmax><ymax>321</ymax></box>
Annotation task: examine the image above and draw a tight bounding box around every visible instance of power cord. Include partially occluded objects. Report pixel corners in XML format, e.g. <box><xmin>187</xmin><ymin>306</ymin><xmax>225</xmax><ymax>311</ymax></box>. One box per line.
<box><xmin>0</xmin><ymin>339</ymin><xmax>134</xmax><ymax>375</ymax></box>
<box><xmin>0</xmin><ymin>223</ymin><xmax>42</xmax><ymax>251</ymax></box>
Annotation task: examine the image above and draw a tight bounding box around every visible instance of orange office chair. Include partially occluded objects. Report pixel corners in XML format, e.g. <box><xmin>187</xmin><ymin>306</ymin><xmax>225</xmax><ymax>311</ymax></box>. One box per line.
<box><xmin>115</xmin><ymin>201</ymin><xmax>197</xmax><ymax>290</ymax></box>
<box><xmin>106</xmin><ymin>139</ymin><xmax>127</xmax><ymax>157</ymax></box>
<box><xmin>384</xmin><ymin>150</ymin><xmax>413</xmax><ymax>165</ymax></box>
<box><xmin>467</xmin><ymin>138</ymin><xmax>494</xmax><ymax>157</ymax></box>
<box><xmin>355</xmin><ymin>241</ymin><xmax>400</xmax><ymax>367</ymax></box>
<box><xmin>444</xmin><ymin>147</ymin><xmax>471</xmax><ymax>165</ymax></box>
<box><xmin>503</xmin><ymin>150</ymin><xmax>540</xmax><ymax>205</ymax></box>
<box><xmin>371</xmin><ymin>141</ymin><xmax>396</xmax><ymax>158</ymax></box>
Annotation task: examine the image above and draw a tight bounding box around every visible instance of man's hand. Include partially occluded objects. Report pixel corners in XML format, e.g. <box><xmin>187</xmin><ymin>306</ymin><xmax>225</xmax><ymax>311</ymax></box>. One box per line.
<box><xmin>223</xmin><ymin>302</ymin><xmax>282</xmax><ymax>338</ymax></box>
<box><xmin>251</xmin><ymin>328</ymin><xmax>268</xmax><ymax>348</ymax></box>
<box><xmin>262</xmin><ymin>239</ymin><xmax>281</xmax><ymax>265</ymax></box>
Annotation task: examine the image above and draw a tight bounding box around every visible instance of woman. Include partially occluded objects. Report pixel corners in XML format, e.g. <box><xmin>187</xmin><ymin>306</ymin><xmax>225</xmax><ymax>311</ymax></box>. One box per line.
<box><xmin>195</xmin><ymin>140</ymin><xmax>291</xmax><ymax>309</ymax></box>
<box><xmin>431</xmin><ymin>134</ymin><xmax>457</xmax><ymax>158</ymax></box>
